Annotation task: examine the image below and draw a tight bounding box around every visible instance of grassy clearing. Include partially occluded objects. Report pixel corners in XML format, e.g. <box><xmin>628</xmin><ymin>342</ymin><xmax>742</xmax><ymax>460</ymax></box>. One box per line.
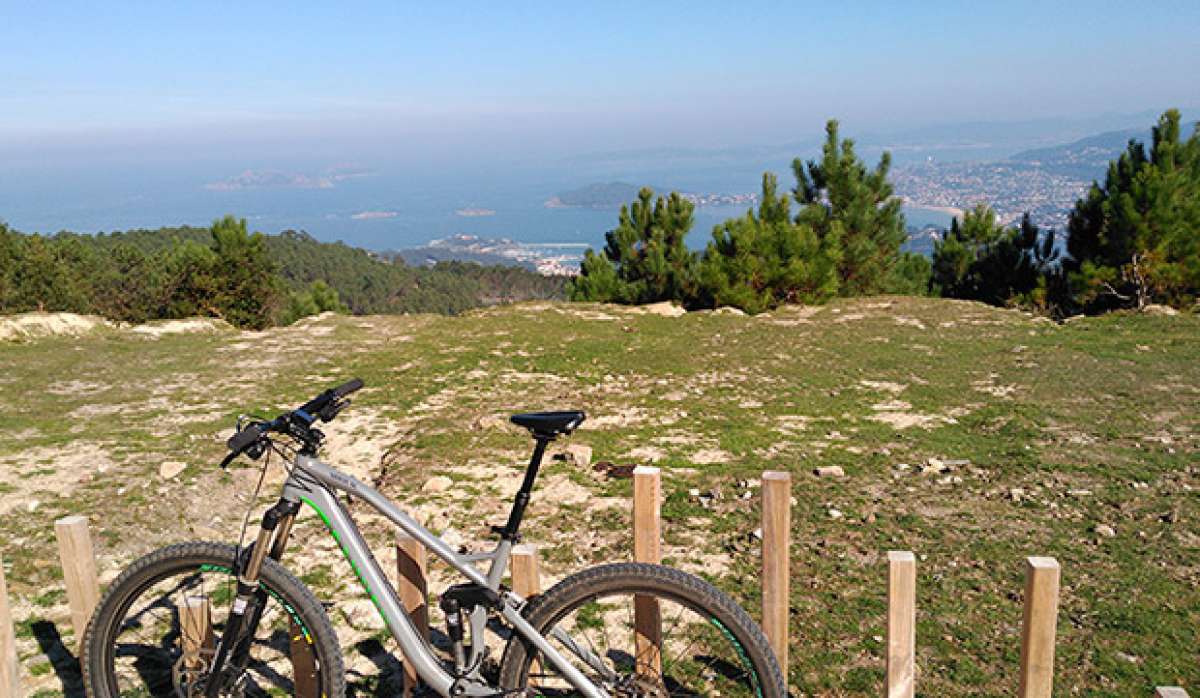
<box><xmin>0</xmin><ymin>298</ymin><xmax>1196</xmax><ymax>696</ymax></box>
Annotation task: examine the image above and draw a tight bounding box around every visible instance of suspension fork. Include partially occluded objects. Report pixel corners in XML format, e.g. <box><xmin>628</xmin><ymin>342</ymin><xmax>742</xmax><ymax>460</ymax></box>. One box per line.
<box><xmin>205</xmin><ymin>499</ymin><xmax>300</xmax><ymax>697</ymax></box>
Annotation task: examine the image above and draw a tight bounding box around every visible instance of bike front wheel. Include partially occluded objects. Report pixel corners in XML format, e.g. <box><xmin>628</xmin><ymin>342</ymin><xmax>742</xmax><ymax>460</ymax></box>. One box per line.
<box><xmin>498</xmin><ymin>562</ymin><xmax>786</xmax><ymax>697</ymax></box>
<box><xmin>82</xmin><ymin>541</ymin><xmax>345</xmax><ymax>698</ymax></box>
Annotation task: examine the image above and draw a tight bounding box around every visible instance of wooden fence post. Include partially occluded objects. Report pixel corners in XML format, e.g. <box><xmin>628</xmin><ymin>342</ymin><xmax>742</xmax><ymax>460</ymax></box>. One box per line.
<box><xmin>633</xmin><ymin>466</ymin><xmax>662</xmax><ymax>676</ymax></box>
<box><xmin>1155</xmin><ymin>688</ymin><xmax>1190</xmax><ymax>698</ymax></box>
<box><xmin>510</xmin><ymin>544</ymin><xmax>541</xmax><ymax>598</ymax></box>
<box><xmin>180</xmin><ymin>596</ymin><xmax>213</xmax><ymax>669</ymax></box>
<box><xmin>397</xmin><ymin>530</ymin><xmax>429</xmax><ymax>696</ymax></box>
<box><xmin>1018</xmin><ymin>557</ymin><xmax>1061</xmax><ymax>698</ymax></box>
<box><xmin>886</xmin><ymin>551</ymin><xmax>916</xmax><ymax>698</ymax></box>
<box><xmin>55</xmin><ymin>515</ymin><xmax>100</xmax><ymax>652</ymax></box>
<box><xmin>761</xmin><ymin>471</ymin><xmax>791</xmax><ymax>673</ymax></box>
<box><xmin>0</xmin><ymin>554</ymin><xmax>20</xmax><ymax>698</ymax></box>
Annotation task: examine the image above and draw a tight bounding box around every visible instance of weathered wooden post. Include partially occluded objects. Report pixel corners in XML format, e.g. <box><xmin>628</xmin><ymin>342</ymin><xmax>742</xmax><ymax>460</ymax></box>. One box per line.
<box><xmin>397</xmin><ymin>529</ymin><xmax>429</xmax><ymax>696</ymax></box>
<box><xmin>510</xmin><ymin>544</ymin><xmax>541</xmax><ymax>598</ymax></box>
<box><xmin>289</xmin><ymin>617</ymin><xmax>320</xmax><ymax>698</ymax></box>
<box><xmin>886</xmin><ymin>551</ymin><xmax>916</xmax><ymax>698</ymax></box>
<box><xmin>1018</xmin><ymin>557</ymin><xmax>1061</xmax><ymax>698</ymax></box>
<box><xmin>761</xmin><ymin>470</ymin><xmax>791</xmax><ymax>673</ymax></box>
<box><xmin>180</xmin><ymin>596</ymin><xmax>213</xmax><ymax>669</ymax></box>
<box><xmin>1155</xmin><ymin>688</ymin><xmax>1190</xmax><ymax>698</ymax></box>
<box><xmin>633</xmin><ymin>465</ymin><xmax>662</xmax><ymax>676</ymax></box>
<box><xmin>0</xmin><ymin>554</ymin><xmax>20</xmax><ymax>698</ymax></box>
<box><xmin>55</xmin><ymin>515</ymin><xmax>100</xmax><ymax>651</ymax></box>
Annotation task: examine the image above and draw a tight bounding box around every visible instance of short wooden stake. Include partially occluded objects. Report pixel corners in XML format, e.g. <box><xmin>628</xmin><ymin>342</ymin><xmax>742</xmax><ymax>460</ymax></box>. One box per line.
<box><xmin>633</xmin><ymin>466</ymin><xmax>662</xmax><ymax>676</ymax></box>
<box><xmin>1156</xmin><ymin>688</ymin><xmax>1190</xmax><ymax>698</ymax></box>
<box><xmin>0</xmin><ymin>554</ymin><xmax>20</xmax><ymax>698</ymax></box>
<box><xmin>397</xmin><ymin>530</ymin><xmax>429</xmax><ymax>696</ymax></box>
<box><xmin>55</xmin><ymin>515</ymin><xmax>100</xmax><ymax>651</ymax></box>
<box><xmin>761</xmin><ymin>471</ymin><xmax>791</xmax><ymax>672</ymax></box>
<box><xmin>1018</xmin><ymin>557</ymin><xmax>1061</xmax><ymax>698</ymax></box>
<box><xmin>886</xmin><ymin>551</ymin><xmax>916</xmax><ymax>698</ymax></box>
<box><xmin>180</xmin><ymin>596</ymin><xmax>213</xmax><ymax>669</ymax></box>
<box><xmin>289</xmin><ymin>617</ymin><xmax>319</xmax><ymax>698</ymax></box>
<box><xmin>510</xmin><ymin>544</ymin><xmax>541</xmax><ymax>598</ymax></box>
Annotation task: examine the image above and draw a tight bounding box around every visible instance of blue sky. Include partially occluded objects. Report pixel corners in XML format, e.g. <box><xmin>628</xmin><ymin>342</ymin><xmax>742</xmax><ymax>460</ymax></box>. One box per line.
<box><xmin>1</xmin><ymin>1</ymin><xmax>1198</xmax><ymax>158</ymax></box>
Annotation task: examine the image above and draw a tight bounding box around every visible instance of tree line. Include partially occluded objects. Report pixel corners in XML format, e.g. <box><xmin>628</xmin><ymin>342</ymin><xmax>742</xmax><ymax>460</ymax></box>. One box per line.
<box><xmin>571</xmin><ymin>109</ymin><xmax>1199</xmax><ymax>316</ymax></box>
<box><xmin>0</xmin><ymin>217</ymin><xmax>566</xmax><ymax>329</ymax></box>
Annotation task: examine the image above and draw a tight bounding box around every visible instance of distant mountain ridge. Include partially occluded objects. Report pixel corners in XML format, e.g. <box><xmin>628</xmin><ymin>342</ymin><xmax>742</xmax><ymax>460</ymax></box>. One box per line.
<box><xmin>1007</xmin><ymin>128</ymin><xmax>1150</xmax><ymax>179</ymax></box>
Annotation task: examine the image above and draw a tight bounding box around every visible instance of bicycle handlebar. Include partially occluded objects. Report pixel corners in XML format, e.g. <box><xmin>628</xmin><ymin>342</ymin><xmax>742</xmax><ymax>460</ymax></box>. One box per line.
<box><xmin>222</xmin><ymin>378</ymin><xmax>364</xmax><ymax>466</ymax></box>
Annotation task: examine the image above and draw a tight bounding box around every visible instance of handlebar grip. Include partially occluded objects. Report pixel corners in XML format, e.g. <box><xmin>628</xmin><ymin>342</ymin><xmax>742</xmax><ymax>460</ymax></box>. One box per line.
<box><xmin>333</xmin><ymin>378</ymin><xmax>364</xmax><ymax>398</ymax></box>
<box><xmin>227</xmin><ymin>422</ymin><xmax>266</xmax><ymax>453</ymax></box>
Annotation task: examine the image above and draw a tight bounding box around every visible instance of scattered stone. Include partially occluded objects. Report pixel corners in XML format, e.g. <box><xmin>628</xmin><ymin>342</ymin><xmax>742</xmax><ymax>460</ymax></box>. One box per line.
<box><xmin>688</xmin><ymin>488</ymin><xmax>701</xmax><ymax>497</ymax></box>
<box><xmin>421</xmin><ymin>475</ymin><xmax>454</xmax><ymax>493</ymax></box>
<box><xmin>593</xmin><ymin>462</ymin><xmax>636</xmax><ymax>479</ymax></box>
<box><xmin>1009</xmin><ymin>488</ymin><xmax>1026</xmax><ymax>502</ymax></box>
<box><xmin>1067</xmin><ymin>489</ymin><xmax>1093</xmax><ymax>497</ymax></box>
<box><xmin>827</xmin><ymin>508</ymin><xmax>844</xmax><ymax>519</ymax></box>
<box><xmin>714</xmin><ymin>306</ymin><xmax>747</xmax><ymax>316</ymax></box>
<box><xmin>1142</xmin><ymin>304</ymin><xmax>1178</xmax><ymax>316</ymax></box>
<box><xmin>440</xmin><ymin>527</ymin><xmax>465</xmax><ymax>551</ymax></box>
<box><xmin>563</xmin><ymin>444</ymin><xmax>593</xmax><ymax>468</ymax></box>
<box><xmin>340</xmin><ymin>599</ymin><xmax>381</xmax><ymax>630</ymax></box>
<box><xmin>813</xmin><ymin>465</ymin><xmax>845</xmax><ymax>478</ymax></box>
<box><xmin>751</xmin><ymin>527</ymin><xmax>763</xmax><ymax>540</ymax></box>
<box><xmin>158</xmin><ymin>461</ymin><xmax>186</xmax><ymax>480</ymax></box>
<box><xmin>1094</xmin><ymin>523</ymin><xmax>1116</xmax><ymax>538</ymax></box>
<box><xmin>1115</xmin><ymin>651</ymin><xmax>1141</xmax><ymax>664</ymax></box>
<box><xmin>642</xmin><ymin>301</ymin><xmax>687</xmax><ymax>317</ymax></box>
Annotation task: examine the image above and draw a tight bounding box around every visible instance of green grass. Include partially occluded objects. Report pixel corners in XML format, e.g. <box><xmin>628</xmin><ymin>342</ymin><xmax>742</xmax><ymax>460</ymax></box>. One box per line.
<box><xmin>0</xmin><ymin>297</ymin><xmax>1196</xmax><ymax>697</ymax></box>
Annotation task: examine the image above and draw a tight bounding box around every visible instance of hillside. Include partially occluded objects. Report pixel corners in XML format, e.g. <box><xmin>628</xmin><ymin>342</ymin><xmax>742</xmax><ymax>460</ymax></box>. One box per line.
<box><xmin>1</xmin><ymin>298</ymin><xmax>1196</xmax><ymax>696</ymax></box>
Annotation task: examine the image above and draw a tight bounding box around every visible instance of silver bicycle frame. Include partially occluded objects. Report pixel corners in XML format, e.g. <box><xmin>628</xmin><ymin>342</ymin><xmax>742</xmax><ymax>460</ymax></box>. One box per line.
<box><xmin>279</xmin><ymin>453</ymin><xmax>609</xmax><ymax>698</ymax></box>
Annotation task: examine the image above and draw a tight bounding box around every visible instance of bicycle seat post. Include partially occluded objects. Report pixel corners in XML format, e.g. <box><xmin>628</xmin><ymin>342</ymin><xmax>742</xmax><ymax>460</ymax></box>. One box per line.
<box><xmin>493</xmin><ymin>434</ymin><xmax>553</xmax><ymax>542</ymax></box>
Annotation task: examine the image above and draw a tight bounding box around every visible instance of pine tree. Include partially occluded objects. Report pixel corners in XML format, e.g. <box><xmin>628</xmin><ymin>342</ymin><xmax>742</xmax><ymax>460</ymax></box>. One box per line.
<box><xmin>1065</xmin><ymin>109</ymin><xmax>1200</xmax><ymax>311</ymax></box>
<box><xmin>209</xmin><ymin>216</ymin><xmax>285</xmax><ymax>329</ymax></box>
<box><xmin>697</xmin><ymin>173</ymin><xmax>840</xmax><ymax>313</ymax></box>
<box><xmin>569</xmin><ymin>188</ymin><xmax>697</xmax><ymax>304</ymax></box>
<box><xmin>793</xmin><ymin>120</ymin><xmax>907</xmax><ymax>295</ymax></box>
<box><xmin>932</xmin><ymin>206</ymin><xmax>1060</xmax><ymax>307</ymax></box>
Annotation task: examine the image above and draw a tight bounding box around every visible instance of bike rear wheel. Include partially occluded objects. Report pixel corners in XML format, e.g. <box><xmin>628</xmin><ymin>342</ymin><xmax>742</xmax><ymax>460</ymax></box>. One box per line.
<box><xmin>82</xmin><ymin>541</ymin><xmax>344</xmax><ymax>698</ymax></box>
<box><xmin>498</xmin><ymin>562</ymin><xmax>786</xmax><ymax>698</ymax></box>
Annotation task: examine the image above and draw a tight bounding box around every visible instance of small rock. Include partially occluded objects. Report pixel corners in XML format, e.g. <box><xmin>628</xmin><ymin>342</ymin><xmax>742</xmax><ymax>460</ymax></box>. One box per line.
<box><xmin>421</xmin><ymin>475</ymin><xmax>454</xmax><ymax>493</ymax></box>
<box><xmin>564</xmin><ymin>444</ymin><xmax>593</xmax><ymax>468</ymax></box>
<box><xmin>643</xmin><ymin>301</ymin><xmax>687</xmax><ymax>317</ymax></box>
<box><xmin>1114</xmin><ymin>651</ymin><xmax>1141</xmax><ymax>664</ymax></box>
<box><xmin>714</xmin><ymin>306</ymin><xmax>747</xmax><ymax>316</ymax></box>
<box><xmin>688</xmin><ymin>488</ymin><xmax>701</xmax><ymax>497</ymax></box>
<box><xmin>1142</xmin><ymin>304</ymin><xmax>1178</xmax><ymax>316</ymax></box>
<box><xmin>159</xmin><ymin>461</ymin><xmax>186</xmax><ymax>480</ymax></box>
<box><xmin>813</xmin><ymin>465</ymin><xmax>845</xmax><ymax>478</ymax></box>
<box><xmin>751</xmin><ymin>527</ymin><xmax>763</xmax><ymax>540</ymax></box>
<box><xmin>26</xmin><ymin>500</ymin><xmax>39</xmax><ymax>513</ymax></box>
<box><xmin>827</xmin><ymin>508</ymin><xmax>844</xmax><ymax>519</ymax></box>
<box><xmin>340</xmin><ymin>599</ymin><xmax>381</xmax><ymax>630</ymax></box>
<box><xmin>440</xmin><ymin>527</ymin><xmax>465</xmax><ymax>551</ymax></box>
<box><xmin>1009</xmin><ymin>488</ymin><xmax>1026</xmax><ymax>502</ymax></box>
<box><xmin>1067</xmin><ymin>489</ymin><xmax>1092</xmax><ymax>497</ymax></box>
<box><xmin>1094</xmin><ymin>523</ymin><xmax>1116</xmax><ymax>538</ymax></box>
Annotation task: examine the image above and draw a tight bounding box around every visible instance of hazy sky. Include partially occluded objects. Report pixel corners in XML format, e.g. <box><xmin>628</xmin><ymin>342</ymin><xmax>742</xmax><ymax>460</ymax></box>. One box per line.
<box><xmin>2</xmin><ymin>1</ymin><xmax>1198</xmax><ymax>161</ymax></box>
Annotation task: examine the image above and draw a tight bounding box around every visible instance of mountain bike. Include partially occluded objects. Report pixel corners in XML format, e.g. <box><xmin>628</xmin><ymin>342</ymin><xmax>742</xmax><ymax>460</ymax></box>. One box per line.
<box><xmin>82</xmin><ymin>379</ymin><xmax>787</xmax><ymax>697</ymax></box>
